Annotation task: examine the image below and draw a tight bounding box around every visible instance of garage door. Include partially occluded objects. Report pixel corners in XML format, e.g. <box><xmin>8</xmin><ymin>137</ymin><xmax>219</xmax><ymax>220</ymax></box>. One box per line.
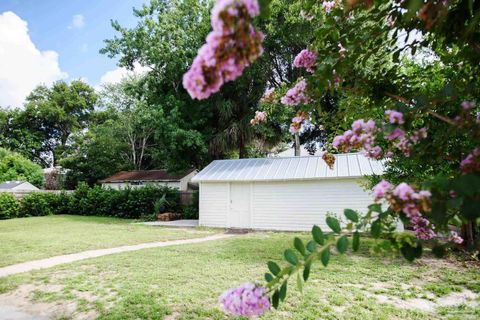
<box><xmin>251</xmin><ymin>179</ymin><xmax>374</xmax><ymax>231</ymax></box>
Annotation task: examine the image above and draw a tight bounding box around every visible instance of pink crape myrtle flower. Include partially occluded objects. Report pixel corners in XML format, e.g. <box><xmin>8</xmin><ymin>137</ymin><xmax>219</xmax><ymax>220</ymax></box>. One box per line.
<box><xmin>332</xmin><ymin>119</ymin><xmax>381</xmax><ymax>159</ymax></box>
<box><xmin>460</xmin><ymin>148</ymin><xmax>480</xmax><ymax>174</ymax></box>
<box><xmin>293</xmin><ymin>49</ymin><xmax>317</xmax><ymax>73</ymax></box>
<box><xmin>448</xmin><ymin>231</ymin><xmax>464</xmax><ymax>244</ymax></box>
<box><xmin>322</xmin><ymin>1</ymin><xmax>336</xmax><ymax>13</ymax></box>
<box><xmin>250</xmin><ymin>111</ymin><xmax>266</xmax><ymax>125</ymax></box>
<box><xmin>393</xmin><ymin>183</ymin><xmax>416</xmax><ymax>201</ymax></box>
<box><xmin>374</xmin><ymin>180</ymin><xmax>436</xmax><ymax>241</ymax></box>
<box><xmin>385</xmin><ymin>128</ymin><xmax>406</xmax><ymax>141</ymax></box>
<box><xmin>373</xmin><ymin>179</ymin><xmax>392</xmax><ymax>199</ymax></box>
<box><xmin>220</xmin><ymin>283</ymin><xmax>270</xmax><ymax>317</ymax></box>
<box><xmin>385</xmin><ymin>110</ymin><xmax>405</xmax><ymax>124</ymax></box>
<box><xmin>280</xmin><ymin>79</ymin><xmax>310</xmax><ymax>106</ymax></box>
<box><xmin>461</xmin><ymin>101</ymin><xmax>475</xmax><ymax>110</ymax></box>
<box><xmin>183</xmin><ymin>0</ymin><xmax>264</xmax><ymax>100</ymax></box>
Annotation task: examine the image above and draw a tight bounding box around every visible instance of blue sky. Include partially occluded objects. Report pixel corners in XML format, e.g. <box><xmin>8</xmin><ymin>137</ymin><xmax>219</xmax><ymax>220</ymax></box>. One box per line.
<box><xmin>0</xmin><ymin>0</ymin><xmax>147</xmax><ymax>107</ymax></box>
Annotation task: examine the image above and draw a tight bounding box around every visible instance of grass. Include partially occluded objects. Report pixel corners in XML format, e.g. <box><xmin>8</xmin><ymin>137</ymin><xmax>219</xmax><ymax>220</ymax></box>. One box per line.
<box><xmin>1</xmin><ymin>232</ymin><xmax>479</xmax><ymax>319</ymax></box>
<box><xmin>0</xmin><ymin>215</ymin><xmax>216</xmax><ymax>267</ymax></box>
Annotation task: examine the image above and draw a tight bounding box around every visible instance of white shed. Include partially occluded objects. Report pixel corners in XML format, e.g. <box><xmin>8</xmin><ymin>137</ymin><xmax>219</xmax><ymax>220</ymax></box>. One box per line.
<box><xmin>192</xmin><ymin>153</ymin><xmax>385</xmax><ymax>231</ymax></box>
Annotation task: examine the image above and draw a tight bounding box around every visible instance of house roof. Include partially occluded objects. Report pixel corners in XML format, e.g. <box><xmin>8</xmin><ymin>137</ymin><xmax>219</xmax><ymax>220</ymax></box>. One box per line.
<box><xmin>0</xmin><ymin>181</ymin><xmax>38</xmax><ymax>190</ymax></box>
<box><xmin>192</xmin><ymin>153</ymin><xmax>385</xmax><ymax>183</ymax></box>
<box><xmin>100</xmin><ymin>169</ymin><xmax>196</xmax><ymax>183</ymax></box>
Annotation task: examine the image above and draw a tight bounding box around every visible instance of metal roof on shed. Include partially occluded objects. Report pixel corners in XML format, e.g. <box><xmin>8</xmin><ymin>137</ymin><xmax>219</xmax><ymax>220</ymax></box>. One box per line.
<box><xmin>192</xmin><ymin>153</ymin><xmax>385</xmax><ymax>182</ymax></box>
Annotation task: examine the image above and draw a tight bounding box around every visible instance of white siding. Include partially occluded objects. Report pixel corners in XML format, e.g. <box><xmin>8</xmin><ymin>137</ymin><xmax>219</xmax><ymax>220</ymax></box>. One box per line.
<box><xmin>199</xmin><ymin>182</ymin><xmax>229</xmax><ymax>227</ymax></box>
<box><xmin>250</xmin><ymin>179</ymin><xmax>372</xmax><ymax>231</ymax></box>
<box><xmin>102</xmin><ymin>181</ymin><xmax>181</xmax><ymax>190</ymax></box>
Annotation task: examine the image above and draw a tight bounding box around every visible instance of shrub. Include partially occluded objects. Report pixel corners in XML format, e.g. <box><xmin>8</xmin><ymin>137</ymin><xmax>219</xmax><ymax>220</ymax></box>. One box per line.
<box><xmin>19</xmin><ymin>193</ymin><xmax>57</xmax><ymax>217</ymax></box>
<box><xmin>0</xmin><ymin>192</ymin><xmax>20</xmax><ymax>219</ymax></box>
<box><xmin>182</xmin><ymin>191</ymin><xmax>199</xmax><ymax>219</ymax></box>
<box><xmin>1</xmin><ymin>184</ymin><xmax>181</xmax><ymax>220</ymax></box>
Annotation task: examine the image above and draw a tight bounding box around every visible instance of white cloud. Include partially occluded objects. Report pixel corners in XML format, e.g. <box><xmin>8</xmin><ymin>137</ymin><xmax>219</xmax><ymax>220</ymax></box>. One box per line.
<box><xmin>98</xmin><ymin>62</ymin><xmax>150</xmax><ymax>87</ymax></box>
<box><xmin>69</xmin><ymin>14</ymin><xmax>85</xmax><ymax>29</ymax></box>
<box><xmin>0</xmin><ymin>11</ymin><xmax>67</xmax><ymax>108</ymax></box>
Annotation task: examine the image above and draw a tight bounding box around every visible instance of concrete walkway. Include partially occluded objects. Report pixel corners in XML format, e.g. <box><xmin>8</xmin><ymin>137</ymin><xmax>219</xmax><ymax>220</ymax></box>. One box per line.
<box><xmin>0</xmin><ymin>233</ymin><xmax>233</xmax><ymax>278</ymax></box>
<box><xmin>143</xmin><ymin>219</ymin><xmax>199</xmax><ymax>227</ymax></box>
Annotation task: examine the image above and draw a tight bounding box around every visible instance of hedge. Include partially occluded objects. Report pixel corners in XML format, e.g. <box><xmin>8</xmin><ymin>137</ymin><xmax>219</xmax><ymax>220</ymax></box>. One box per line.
<box><xmin>0</xmin><ymin>184</ymin><xmax>182</xmax><ymax>220</ymax></box>
<box><xmin>0</xmin><ymin>192</ymin><xmax>20</xmax><ymax>219</ymax></box>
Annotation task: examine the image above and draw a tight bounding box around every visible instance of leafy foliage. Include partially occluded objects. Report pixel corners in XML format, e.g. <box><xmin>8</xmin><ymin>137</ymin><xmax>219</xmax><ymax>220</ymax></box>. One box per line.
<box><xmin>0</xmin><ymin>148</ymin><xmax>44</xmax><ymax>187</ymax></box>
<box><xmin>0</xmin><ymin>193</ymin><xmax>19</xmax><ymax>219</ymax></box>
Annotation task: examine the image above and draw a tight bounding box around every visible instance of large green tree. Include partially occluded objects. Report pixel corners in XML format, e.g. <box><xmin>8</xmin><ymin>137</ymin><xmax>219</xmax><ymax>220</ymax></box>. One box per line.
<box><xmin>20</xmin><ymin>80</ymin><xmax>98</xmax><ymax>166</ymax></box>
<box><xmin>0</xmin><ymin>80</ymin><xmax>97</xmax><ymax>168</ymax></box>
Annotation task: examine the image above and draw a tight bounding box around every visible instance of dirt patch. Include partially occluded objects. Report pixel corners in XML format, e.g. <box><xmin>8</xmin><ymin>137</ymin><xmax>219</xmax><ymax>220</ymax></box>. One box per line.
<box><xmin>367</xmin><ymin>289</ymin><xmax>479</xmax><ymax>313</ymax></box>
<box><xmin>0</xmin><ymin>283</ymin><xmax>99</xmax><ymax>320</ymax></box>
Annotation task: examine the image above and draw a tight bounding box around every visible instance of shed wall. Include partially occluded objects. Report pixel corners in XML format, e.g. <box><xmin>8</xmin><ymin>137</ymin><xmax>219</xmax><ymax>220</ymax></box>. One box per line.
<box><xmin>199</xmin><ymin>182</ymin><xmax>229</xmax><ymax>227</ymax></box>
<box><xmin>199</xmin><ymin>178</ymin><xmax>374</xmax><ymax>231</ymax></box>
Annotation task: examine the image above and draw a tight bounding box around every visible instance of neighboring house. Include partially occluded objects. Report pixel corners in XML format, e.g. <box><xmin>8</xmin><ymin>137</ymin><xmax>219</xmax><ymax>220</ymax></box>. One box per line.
<box><xmin>100</xmin><ymin>170</ymin><xmax>197</xmax><ymax>191</ymax></box>
<box><xmin>192</xmin><ymin>153</ymin><xmax>386</xmax><ymax>231</ymax></box>
<box><xmin>0</xmin><ymin>181</ymin><xmax>39</xmax><ymax>191</ymax></box>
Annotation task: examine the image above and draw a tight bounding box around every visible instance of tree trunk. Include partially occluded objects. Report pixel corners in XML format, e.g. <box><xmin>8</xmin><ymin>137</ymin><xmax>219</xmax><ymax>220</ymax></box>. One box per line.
<box><xmin>462</xmin><ymin>221</ymin><xmax>477</xmax><ymax>250</ymax></box>
<box><xmin>294</xmin><ymin>133</ymin><xmax>301</xmax><ymax>156</ymax></box>
<box><xmin>239</xmin><ymin>135</ymin><xmax>247</xmax><ymax>159</ymax></box>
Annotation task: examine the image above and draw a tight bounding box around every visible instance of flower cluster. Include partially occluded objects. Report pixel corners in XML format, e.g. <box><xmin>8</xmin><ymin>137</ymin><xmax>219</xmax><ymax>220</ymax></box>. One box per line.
<box><xmin>322</xmin><ymin>1</ymin><xmax>336</xmax><ymax>13</ymax></box>
<box><xmin>250</xmin><ymin>111</ymin><xmax>267</xmax><ymax>125</ymax></box>
<box><xmin>322</xmin><ymin>152</ymin><xmax>336</xmax><ymax>169</ymax></box>
<box><xmin>281</xmin><ymin>78</ymin><xmax>310</xmax><ymax>106</ymax></box>
<box><xmin>448</xmin><ymin>231</ymin><xmax>464</xmax><ymax>244</ymax></box>
<box><xmin>289</xmin><ymin>111</ymin><xmax>309</xmax><ymax>134</ymax></box>
<box><xmin>332</xmin><ymin>119</ymin><xmax>382</xmax><ymax>159</ymax></box>
<box><xmin>183</xmin><ymin>0</ymin><xmax>264</xmax><ymax>100</ymax></box>
<box><xmin>386</xmin><ymin>127</ymin><xmax>427</xmax><ymax>157</ymax></box>
<box><xmin>460</xmin><ymin>148</ymin><xmax>480</xmax><ymax>174</ymax></box>
<box><xmin>461</xmin><ymin>101</ymin><xmax>475</xmax><ymax>110</ymax></box>
<box><xmin>373</xmin><ymin>180</ymin><xmax>436</xmax><ymax>241</ymax></box>
<box><xmin>220</xmin><ymin>283</ymin><xmax>270</xmax><ymax>317</ymax></box>
<box><xmin>293</xmin><ymin>49</ymin><xmax>317</xmax><ymax>73</ymax></box>
<box><xmin>385</xmin><ymin>109</ymin><xmax>405</xmax><ymax>124</ymax></box>
<box><xmin>261</xmin><ymin>88</ymin><xmax>276</xmax><ymax>103</ymax></box>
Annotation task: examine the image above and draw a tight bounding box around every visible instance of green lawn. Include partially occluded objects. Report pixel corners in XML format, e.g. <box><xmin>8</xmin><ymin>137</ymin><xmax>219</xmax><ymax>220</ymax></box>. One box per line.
<box><xmin>0</xmin><ymin>232</ymin><xmax>479</xmax><ymax>319</ymax></box>
<box><xmin>0</xmin><ymin>215</ymin><xmax>216</xmax><ymax>267</ymax></box>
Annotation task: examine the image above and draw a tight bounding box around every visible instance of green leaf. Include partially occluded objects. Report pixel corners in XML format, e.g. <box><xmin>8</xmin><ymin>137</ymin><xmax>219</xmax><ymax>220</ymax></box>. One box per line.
<box><xmin>267</xmin><ymin>261</ymin><xmax>281</xmax><ymax>276</ymax></box>
<box><xmin>321</xmin><ymin>247</ymin><xmax>330</xmax><ymax>267</ymax></box>
<box><xmin>272</xmin><ymin>289</ymin><xmax>280</xmax><ymax>309</ymax></box>
<box><xmin>264</xmin><ymin>273</ymin><xmax>274</xmax><ymax>282</ymax></box>
<box><xmin>452</xmin><ymin>174</ymin><xmax>480</xmax><ymax>197</ymax></box>
<box><xmin>284</xmin><ymin>249</ymin><xmax>299</xmax><ymax>265</ymax></box>
<box><xmin>400</xmin><ymin>242</ymin><xmax>423</xmax><ymax>262</ymax></box>
<box><xmin>344</xmin><ymin>209</ymin><xmax>359</xmax><ymax>223</ymax></box>
<box><xmin>368</xmin><ymin>203</ymin><xmax>382</xmax><ymax>213</ymax></box>
<box><xmin>336</xmin><ymin>235</ymin><xmax>348</xmax><ymax>253</ymax></box>
<box><xmin>306</xmin><ymin>240</ymin><xmax>317</xmax><ymax>252</ymax></box>
<box><xmin>303</xmin><ymin>261</ymin><xmax>311</xmax><ymax>281</ymax></box>
<box><xmin>352</xmin><ymin>231</ymin><xmax>360</xmax><ymax>251</ymax></box>
<box><xmin>296</xmin><ymin>272</ymin><xmax>303</xmax><ymax>293</ymax></box>
<box><xmin>312</xmin><ymin>225</ymin><xmax>325</xmax><ymax>244</ymax></box>
<box><xmin>461</xmin><ymin>199</ymin><xmax>480</xmax><ymax>220</ymax></box>
<box><xmin>371</xmin><ymin>219</ymin><xmax>382</xmax><ymax>238</ymax></box>
<box><xmin>279</xmin><ymin>282</ymin><xmax>287</xmax><ymax>301</ymax></box>
<box><xmin>326</xmin><ymin>216</ymin><xmax>341</xmax><ymax>233</ymax></box>
<box><xmin>294</xmin><ymin>237</ymin><xmax>306</xmax><ymax>256</ymax></box>
<box><xmin>432</xmin><ymin>245</ymin><xmax>446</xmax><ymax>258</ymax></box>
<box><xmin>431</xmin><ymin>200</ymin><xmax>448</xmax><ymax>225</ymax></box>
